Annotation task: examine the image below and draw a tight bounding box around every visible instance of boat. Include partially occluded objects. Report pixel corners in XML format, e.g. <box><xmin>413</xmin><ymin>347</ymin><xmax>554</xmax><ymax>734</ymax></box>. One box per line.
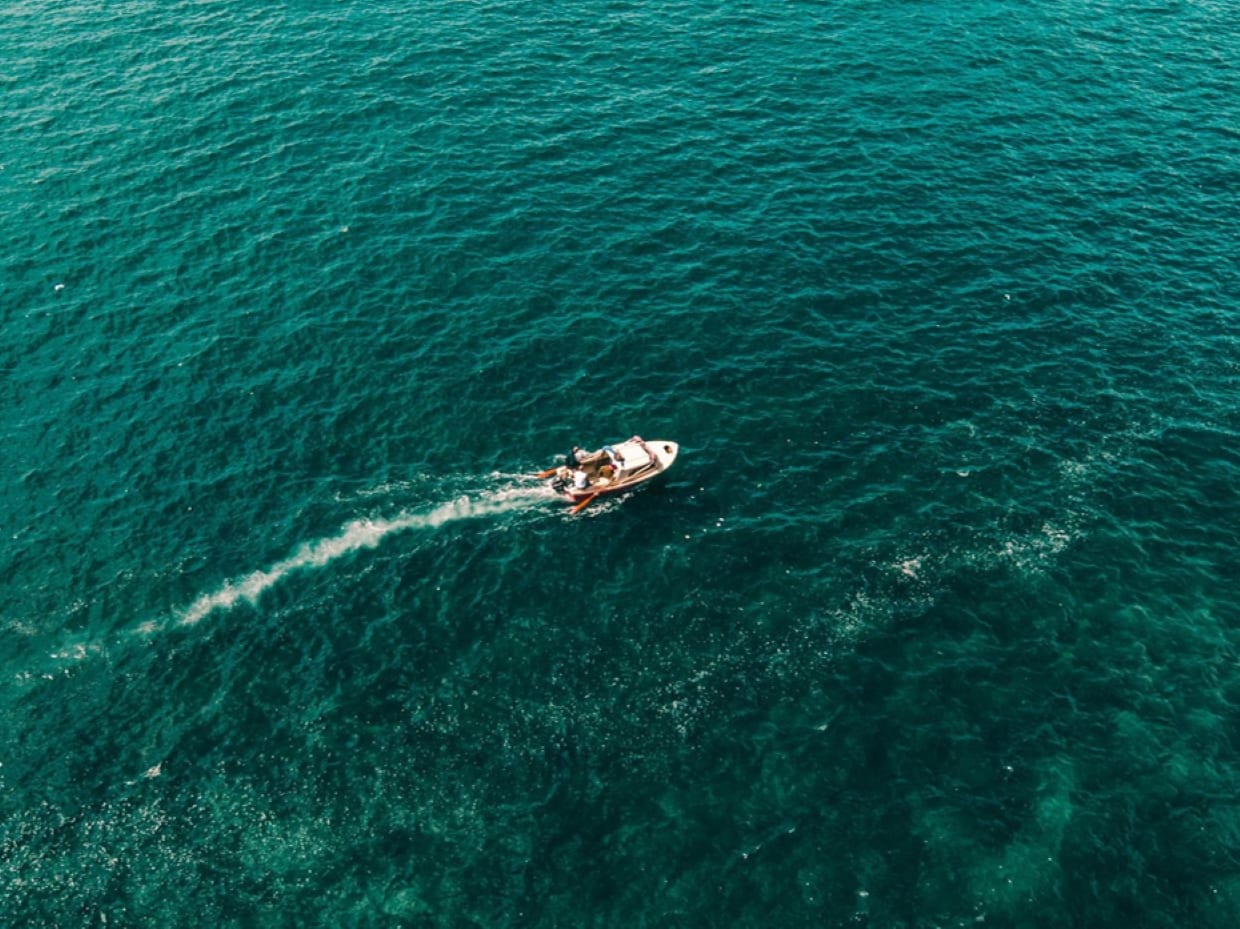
<box><xmin>541</xmin><ymin>436</ymin><xmax>679</xmax><ymax>512</ymax></box>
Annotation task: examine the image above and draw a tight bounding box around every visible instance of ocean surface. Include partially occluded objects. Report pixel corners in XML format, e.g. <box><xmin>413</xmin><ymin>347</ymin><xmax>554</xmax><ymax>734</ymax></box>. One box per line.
<box><xmin>4</xmin><ymin>1</ymin><xmax>1240</xmax><ymax>925</ymax></box>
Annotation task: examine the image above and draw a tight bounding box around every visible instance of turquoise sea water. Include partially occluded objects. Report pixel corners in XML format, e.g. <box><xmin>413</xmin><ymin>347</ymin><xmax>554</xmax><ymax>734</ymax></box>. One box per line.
<box><xmin>4</xmin><ymin>1</ymin><xmax>1240</xmax><ymax>925</ymax></box>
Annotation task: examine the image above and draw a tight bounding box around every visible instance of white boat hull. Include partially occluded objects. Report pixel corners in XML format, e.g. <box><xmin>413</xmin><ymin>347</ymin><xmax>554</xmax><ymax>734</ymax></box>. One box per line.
<box><xmin>547</xmin><ymin>438</ymin><xmax>679</xmax><ymax>503</ymax></box>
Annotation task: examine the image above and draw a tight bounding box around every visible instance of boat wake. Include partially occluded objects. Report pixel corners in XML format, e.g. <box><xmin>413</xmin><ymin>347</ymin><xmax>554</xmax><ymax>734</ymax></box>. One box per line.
<box><xmin>178</xmin><ymin>481</ymin><xmax>552</xmax><ymax>627</ymax></box>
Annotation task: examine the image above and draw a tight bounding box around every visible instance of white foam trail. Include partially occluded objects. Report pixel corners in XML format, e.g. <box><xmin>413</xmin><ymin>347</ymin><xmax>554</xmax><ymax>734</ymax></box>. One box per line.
<box><xmin>180</xmin><ymin>486</ymin><xmax>549</xmax><ymax>626</ymax></box>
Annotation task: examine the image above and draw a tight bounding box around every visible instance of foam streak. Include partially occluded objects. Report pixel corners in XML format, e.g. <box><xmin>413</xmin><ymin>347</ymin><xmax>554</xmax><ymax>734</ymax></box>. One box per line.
<box><xmin>180</xmin><ymin>488</ymin><xmax>546</xmax><ymax>625</ymax></box>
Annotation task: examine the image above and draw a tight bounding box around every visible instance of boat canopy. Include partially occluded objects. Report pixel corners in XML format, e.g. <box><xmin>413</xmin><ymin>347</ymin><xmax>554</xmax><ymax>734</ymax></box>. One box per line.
<box><xmin>612</xmin><ymin>439</ymin><xmax>652</xmax><ymax>470</ymax></box>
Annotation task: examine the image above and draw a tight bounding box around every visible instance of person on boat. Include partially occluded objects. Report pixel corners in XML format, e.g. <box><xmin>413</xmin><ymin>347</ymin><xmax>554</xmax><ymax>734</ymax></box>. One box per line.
<box><xmin>565</xmin><ymin>446</ymin><xmax>585</xmax><ymax>469</ymax></box>
<box><xmin>572</xmin><ymin>468</ymin><xmax>589</xmax><ymax>490</ymax></box>
<box><xmin>576</xmin><ymin>447</ymin><xmax>610</xmax><ymax>471</ymax></box>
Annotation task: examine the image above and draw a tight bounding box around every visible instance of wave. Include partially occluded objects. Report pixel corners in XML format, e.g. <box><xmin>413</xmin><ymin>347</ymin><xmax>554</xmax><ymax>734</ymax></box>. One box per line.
<box><xmin>179</xmin><ymin>483</ymin><xmax>553</xmax><ymax>626</ymax></box>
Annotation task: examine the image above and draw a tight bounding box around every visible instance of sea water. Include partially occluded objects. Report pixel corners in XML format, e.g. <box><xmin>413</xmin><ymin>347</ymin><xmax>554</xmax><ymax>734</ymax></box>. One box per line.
<box><xmin>3</xmin><ymin>1</ymin><xmax>1240</xmax><ymax>925</ymax></box>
